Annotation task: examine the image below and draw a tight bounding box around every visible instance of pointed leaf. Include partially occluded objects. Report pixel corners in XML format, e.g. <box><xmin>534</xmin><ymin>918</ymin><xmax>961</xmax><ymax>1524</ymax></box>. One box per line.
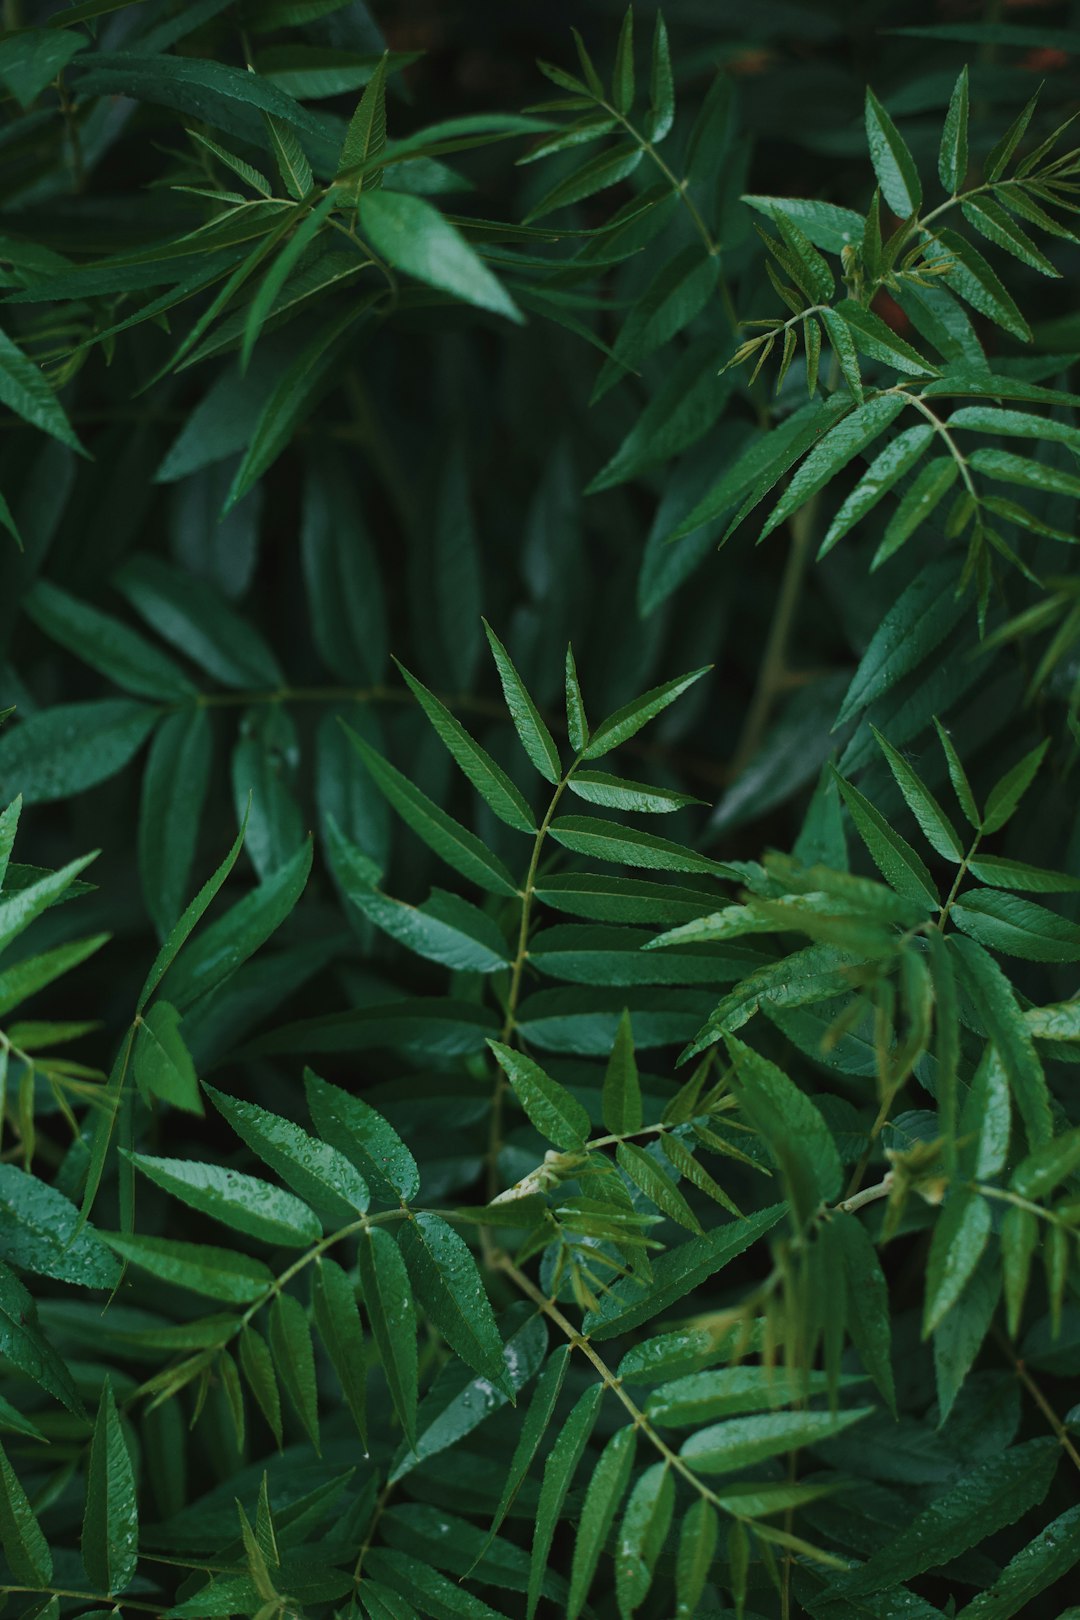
<box><xmin>82</xmin><ymin>1380</ymin><xmax>138</xmax><ymax>1596</ymax></box>
<box><xmin>865</xmin><ymin>87</ymin><xmax>922</xmax><ymax>216</ymax></box>
<box><xmin>357</xmin><ymin>1225</ymin><xmax>417</xmax><ymax>1447</ymax></box>
<box><xmin>343</xmin><ymin>724</ymin><xmax>519</xmax><ymax>897</ymax></box>
<box><xmin>487</xmin><ymin>1040</ymin><xmax>591</xmax><ymax>1151</ymax></box>
<box><xmin>483</xmin><ymin>621</ymin><xmax>562</xmax><ymax>784</ymax></box>
<box><xmin>125</xmin><ymin>1152</ymin><xmax>322</xmax><ymax>1248</ymax></box>
<box><xmin>399</xmin><ymin>1212</ymin><xmax>511</xmax><ymax>1396</ymax></box>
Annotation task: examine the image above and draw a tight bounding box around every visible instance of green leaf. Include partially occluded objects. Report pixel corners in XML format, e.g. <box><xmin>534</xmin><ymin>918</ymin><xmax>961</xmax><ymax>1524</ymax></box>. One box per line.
<box><xmin>0</xmin><ymin>1440</ymin><xmax>51</xmax><ymax>1584</ymax></box>
<box><xmin>832</xmin><ymin>299</ymin><xmax>939</xmax><ymax>376</ymax></box>
<box><xmin>327</xmin><ymin>819</ymin><xmax>511</xmax><ymax>973</ymax></box>
<box><xmin>396</xmin><ymin>662</ymin><xmax>536</xmax><ymax>832</ymax></box>
<box><xmin>260</xmin><ymin>114</ymin><xmax>312</xmax><ymax>200</ymax></box>
<box><xmin>483</xmin><ymin>621</ymin><xmax>562</xmax><ymax>784</ymax></box>
<box><xmin>939</xmin><ymin>66</ymin><xmax>969</xmax><ymax>193</ymax></box>
<box><xmin>533</xmin><ymin>873</ymin><xmax>723</xmax><ymax>927</ymax></box>
<box><xmin>970</xmin><ymin>446</ymin><xmax>1080</xmax><ymax>500</ymax></box>
<box><xmin>0</xmin><ymin>932</ymin><xmax>110</xmax><ymax>1020</ymax></box>
<box><xmin>581</xmin><ymin>667</ymin><xmax>711</xmax><ymax>760</ymax></box>
<box><xmin>726</xmin><ymin>1036</ymin><xmax>843</xmax><ymax>1217</ymax></box>
<box><xmin>164</xmin><ymin>836</ymin><xmax>312</xmax><ymax>1009</ymax></box>
<box><xmin>675</xmin><ymin>1500</ymin><xmax>717</xmax><ymax>1618</ymax></box>
<box><xmin>527</xmin><ymin>1384</ymin><xmax>603</xmax><ymax>1620</ymax></box>
<box><xmin>833</xmin><ymin>1210</ymin><xmax>896</xmax><ymax>1414</ymax></box>
<box><xmin>865</xmin><ymin>87</ymin><xmax>922</xmax><ymax>216</ymax></box>
<box><xmin>225</xmin><ymin>303</ymin><xmax>367</xmax><ymax>509</ymax></box>
<box><xmin>133</xmin><ymin>999</ymin><xmax>202</xmax><ymax>1114</ymax></box>
<box><xmin>0</xmin><ymin>847</ymin><xmax>97</xmax><ymax>956</ymax></box>
<box><xmin>830</xmin><ymin>1438</ymin><xmax>1058</xmax><ymax>1597</ymax></box>
<box><xmin>302</xmin><ymin>450</ymin><xmax>387</xmax><ymax>685</ymax></box>
<box><xmin>565</xmin><ymin>646</ymin><xmax>589</xmax><ymax>753</ymax></box>
<box><xmin>24</xmin><ymin>581</ymin><xmax>195</xmax><ymax>700</ymax></box>
<box><xmin>0</xmin><ymin>1259</ymin><xmax>84</xmax><ymax>1416</ymax></box>
<box><xmin>611</xmin><ymin>7</ymin><xmax>634</xmax><ymax>113</ymax></box>
<box><xmin>871</xmin><ymin>727</ymin><xmax>963</xmax><ymax>859</ymax></box>
<box><xmin>646</xmin><ymin>1366</ymin><xmax>854</xmax><ymax>1426</ymax></box>
<box><xmin>567</xmin><ymin>771</ymin><xmax>703</xmax><ymax>814</ymax></box>
<box><xmin>833</xmin><ymin>770</ymin><xmax>938</xmax><ymax>906</ymax></box>
<box><xmin>242</xmin><ymin>190</ymin><xmax>336</xmax><ymax>368</ymax></box>
<box><xmin>189</xmin><ymin>130</ymin><xmax>272</xmax><ymax>198</ymax></box>
<box><xmin>615</xmin><ymin>1462</ymin><xmax>674</xmax><ymax>1620</ymax></box>
<box><xmin>343</xmin><ymin>723</ymin><xmax>519</xmax><ymax>897</ymax></box>
<box><xmin>0</xmin><ymin>26</ymin><xmax>85</xmax><ymax>107</ymax></box>
<box><xmin>116</xmin><ymin>555</ymin><xmax>283</xmax><ymax>688</ymax></box>
<box><xmin>835</xmin><ymin>563</ymin><xmax>963</xmax><ymax>724</ymax></box>
<box><xmin>647</xmin><ymin>14</ymin><xmax>674</xmax><ymax>141</ymax></box>
<box><xmin>925</xmin><ymin>230</ymin><xmax>1032</xmax><ymax>342</ymax></box>
<box><xmin>872</xmin><ymin>455</ymin><xmax>959</xmax><ymax>568</ymax></box>
<box><xmin>935</xmin><ymin>718</ymin><xmax>981</xmax><ymax>829</ymax></box>
<box><xmin>756</xmin><ymin>394</ymin><xmax>910</xmax><ymax>547</ymax></box>
<box><xmin>0</xmin><ymin>700</ymin><xmax>159</xmax><ymax>806</ymax></box>
<box><xmin>125</xmin><ymin>1152</ymin><xmax>322</xmax><ymax>1248</ymax></box>
<box><xmin>101</xmin><ymin>1231</ymin><xmax>274</xmax><ymax>1304</ymax></box>
<box><xmin>954</xmin><ymin>1503</ymin><xmax>1080</xmax><ymax>1620</ymax></box>
<box><xmin>984</xmin><ymin>89</ymin><xmax>1039</xmax><ymax>181</ymax></box>
<box><xmin>952</xmin><ymin>935</ymin><xmax>1052</xmax><ymax>1149</ymax></box>
<box><xmin>139</xmin><ymin>706</ymin><xmax>213</xmax><ymax>939</ymax></box>
<box><xmin>82</xmin><ymin>1379</ymin><xmax>138</xmax><ymax>1596</ymax></box>
<box><xmin>982</xmin><ymin>739</ymin><xmax>1048</xmax><ymax>834</ymax></box>
<box><xmin>923</xmin><ymin>1188</ymin><xmax>992</xmax><ymax>1335</ymax></box>
<box><xmin>962</xmin><ymin>197</ymin><xmax>1060</xmax><ymax>276</ymax></box>
<box><xmin>0</xmin><ymin>1165</ymin><xmax>119</xmax><ymax>1289</ymax></box>
<box><xmin>73</xmin><ymin>52</ymin><xmax>328</xmax><ymax>139</ymax></box>
<box><xmin>487</xmin><ymin>1346</ymin><xmax>569</xmax><ymax>1542</ymax></box>
<box><xmin>399</xmin><ymin>1212</ymin><xmax>512</xmax><ymax>1397</ymax></box>
<box><xmin>1011</xmin><ymin>1126</ymin><xmax>1080</xmax><ymax>1199</ymax></box>
<box><xmin>487</xmin><ymin>1040</ymin><xmax>591</xmax><ymax>1151</ymax></box>
<box><xmin>950</xmin><ymin>405</ymin><xmax>1080</xmax><ymax>453</ymax></box>
<box><xmin>585</xmin><ymin>1204</ymin><xmax>786</xmax><ymax>1339</ymax></box>
<box><xmin>818</xmin><ymin>305</ymin><xmax>864</xmax><ymax>403</ymax></box>
<box><xmin>390</xmin><ymin>1310</ymin><xmax>547</xmax><ymax>1488</ymax></box>
<box><xmin>952</xmin><ymin>889</ymin><xmax>1080</xmax><ymax>963</ymax></box>
<box><xmin>137</xmin><ymin>814</ymin><xmax>247</xmax><ymax>1013</ymax></box>
<box><xmin>356</xmin><ymin>1225</ymin><xmax>417</xmax><ymax>1447</ymax></box>
<box><xmin>359</xmin><ymin>191</ymin><xmax>521</xmax><ymax>322</ymax></box>
<box><xmin>618</xmin><ymin>1140</ymin><xmax>701</xmax><ymax>1232</ymax></box>
<box><xmin>548</xmin><ymin>816</ymin><xmax>734</xmax><ymax>877</ymax></box>
<box><xmin>681</xmin><ymin>1405</ymin><xmax>872</xmax><ymax>1475</ymax></box>
<box><xmin>568</xmin><ymin>1425</ymin><xmax>636</xmax><ymax>1619</ymax></box>
<box><xmin>933</xmin><ymin>1254</ymin><xmax>1000</xmax><ymax>1422</ymax></box>
<box><xmin>206</xmin><ymin>1084</ymin><xmax>370</xmax><ymax>1223</ymax></box>
<box><xmin>819</xmin><ymin>425</ymin><xmax>934</xmax><ymax>559</ymax></box>
<box><xmin>741</xmin><ymin>195</ymin><xmax>865</xmax><ymax>253</ymax></box>
<box><xmin>0</xmin><ymin>328</ymin><xmax>86</xmax><ymax>455</ymax></box>
<box><xmin>773</xmin><ymin>214</ymin><xmax>835</xmax><ymax>303</ymax></box>
<box><xmin>312</xmin><ymin>1256</ymin><xmax>367</xmax><ymax>1445</ymax></box>
<box><xmin>968</xmin><ymin>854</ymin><xmax>1080</xmax><ymax>893</ymax></box>
<box><xmin>338</xmin><ymin>51</ymin><xmax>388</xmax><ymax>195</ymax></box>
<box><xmin>602</xmin><ymin>1009</ymin><xmax>642</xmax><ymax>1133</ymax></box>
<box><xmin>524</xmin><ymin>142</ymin><xmax>644</xmax><ymax>223</ymax></box>
<box><xmin>304</xmin><ymin>1068</ymin><xmax>419</xmax><ymax>1204</ymax></box>
<box><xmin>669</xmin><ymin>394</ymin><xmax>852</xmax><ymax>544</ymax></box>
<box><xmin>269</xmin><ymin>1290</ymin><xmax>320</xmax><ymax>1449</ymax></box>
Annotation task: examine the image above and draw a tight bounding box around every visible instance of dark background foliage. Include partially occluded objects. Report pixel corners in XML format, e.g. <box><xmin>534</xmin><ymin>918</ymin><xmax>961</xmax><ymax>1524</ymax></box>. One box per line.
<box><xmin>1</xmin><ymin>1</ymin><xmax>1080</xmax><ymax>1617</ymax></box>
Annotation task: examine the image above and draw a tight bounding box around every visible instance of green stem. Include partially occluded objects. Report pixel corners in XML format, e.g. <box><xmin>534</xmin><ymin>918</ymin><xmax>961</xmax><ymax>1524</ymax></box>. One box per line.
<box><xmin>937</xmin><ymin>831</ymin><xmax>981</xmax><ymax>929</ymax></box>
<box><xmin>486</xmin><ymin>771</ymin><xmax>573</xmax><ymax>1203</ymax></box>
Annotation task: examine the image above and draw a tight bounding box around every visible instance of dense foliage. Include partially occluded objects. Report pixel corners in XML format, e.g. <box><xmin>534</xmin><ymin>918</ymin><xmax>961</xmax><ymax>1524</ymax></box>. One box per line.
<box><xmin>1</xmin><ymin>2</ymin><xmax>1080</xmax><ymax>1616</ymax></box>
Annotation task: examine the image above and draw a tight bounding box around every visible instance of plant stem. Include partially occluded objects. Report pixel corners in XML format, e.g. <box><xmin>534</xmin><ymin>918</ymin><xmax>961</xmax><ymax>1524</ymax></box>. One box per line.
<box><xmin>486</xmin><ymin>772</ymin><xmax>572</xmax><ymax>1203</ymax></box>
<box><xmin>729</xmin><ymin>495</ymin><xmax>817</xmax><ymax>775</ymax></box>
<box><xmin>993</xmin><ymin>1329</ymin><xmax>1080</xmax><ymax>1476</ymax></box>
